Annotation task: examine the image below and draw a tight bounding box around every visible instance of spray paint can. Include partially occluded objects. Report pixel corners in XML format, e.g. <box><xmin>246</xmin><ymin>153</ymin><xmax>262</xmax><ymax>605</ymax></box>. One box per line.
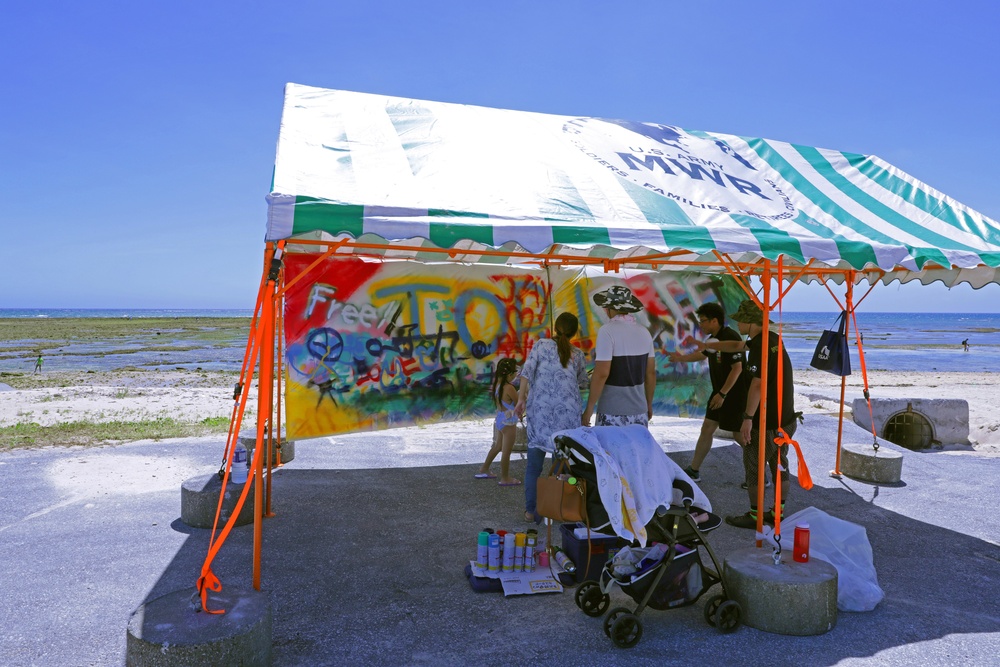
<box><xmin>231</xmin><ymin>444</ymin><xmax>248</xmax><ymax>484</ymax></box>
<box><xmin>476</xmin><ymin>532</ymin><xmax>490</xmax><ymax>570</ymax></box>
<box><xmin>502</xmin><ymin>533</ymin><xmax>516</xmax><ymax>572</ymax></box>
<box><xmin>525</xmin><ymin>530</ymin><xmax>537</xmax><ymax>572</ymax></box>
<box><xmin>487</xmin><ymin>533</ymin><xmax>501</xmax><ymax>572</ymax></box>
<box><xmin>793</xmin><ymin>523</ymin><xmax>811</xmax><ymax>563</ymax></box>
<box><xmin>514</xmin><ymin>532</ymin><xmax>526</xmax><ymax>571</ymax></box>
<box><xmin>496</xmin><ymin>530</ymin><xmax>508</xmax><ymax>561</ymax></box>
<box><xmin>552</xmin><ymin>546</ymin><xmax>576</xmax><ymax>574</ymax></box>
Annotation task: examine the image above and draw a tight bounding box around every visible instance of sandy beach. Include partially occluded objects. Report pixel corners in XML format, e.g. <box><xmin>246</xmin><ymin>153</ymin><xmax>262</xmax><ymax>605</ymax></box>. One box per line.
<box><xmin>0</xmin><ymin>369</ymin><xmax>251</xmax><ymax>429</ymax></box>
<box><xmin>2</xmin><ymin>365</ymin><xmax>998</xmax><ymax>456</ymax></box>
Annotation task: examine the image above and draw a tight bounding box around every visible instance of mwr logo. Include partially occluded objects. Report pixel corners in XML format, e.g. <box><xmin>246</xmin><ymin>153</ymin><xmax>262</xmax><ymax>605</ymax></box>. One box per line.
<box><xmin>563</xmin><ymin>118</ymin><xmax>797</xmax><ymax>221</ymax></box>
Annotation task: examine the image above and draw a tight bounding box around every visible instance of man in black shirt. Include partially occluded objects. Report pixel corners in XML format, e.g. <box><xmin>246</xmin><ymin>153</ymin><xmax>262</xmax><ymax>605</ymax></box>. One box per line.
<box><xmin>668</xmin><ymin>302</ymin><xmax>748</xmax><ymax>482</ymax></box>
<box><xmin>698</xmin><ymin>299</ymin><xmax>797</xmax><ymax>529</ymax></box>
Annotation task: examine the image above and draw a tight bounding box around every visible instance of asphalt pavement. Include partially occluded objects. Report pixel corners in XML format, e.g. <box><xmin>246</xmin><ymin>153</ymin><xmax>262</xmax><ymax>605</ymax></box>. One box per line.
<box><xmin>1</xmin><ymin>415</ymin><xmax>998</xmax><ymax>666</ymax></box>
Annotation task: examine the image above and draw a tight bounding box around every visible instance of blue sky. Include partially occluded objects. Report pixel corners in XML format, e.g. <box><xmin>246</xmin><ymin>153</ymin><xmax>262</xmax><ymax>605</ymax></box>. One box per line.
<box><xmin>3</xmin><ymin>1</ymin><xmax>998</xmax><ymax>312</ymax></box>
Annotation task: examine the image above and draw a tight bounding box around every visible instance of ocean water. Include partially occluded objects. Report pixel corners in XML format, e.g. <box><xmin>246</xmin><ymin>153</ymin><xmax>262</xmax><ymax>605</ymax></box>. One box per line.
<box><xmin>1</xmin><ymin>309</ymin><xmax>998</xmax><ymax>374</ymax></box>
<box><xmin>0</xmin><ymin>308</ymin><xmax>252</xmax><ymax>319</ymax></box>
<box><xmin>777</xmin><ymin>312</ymin><xmax>1000</xmax><ymax>373</ymax></box>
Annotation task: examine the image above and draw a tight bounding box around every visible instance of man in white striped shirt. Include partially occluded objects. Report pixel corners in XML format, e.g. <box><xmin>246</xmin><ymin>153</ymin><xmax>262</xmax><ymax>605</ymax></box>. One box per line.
<box><xmin>582</xmin><ymin>286</ymin><xmax>657</xmax><ymax>428</ymax></box>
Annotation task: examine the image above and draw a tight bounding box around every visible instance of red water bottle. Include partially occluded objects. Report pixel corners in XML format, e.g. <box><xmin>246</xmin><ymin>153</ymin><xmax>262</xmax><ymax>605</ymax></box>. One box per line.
<box><xmin>793</xmin><ymin>523</ymin><xmax>810</xmax><ymax>563</ymax></box>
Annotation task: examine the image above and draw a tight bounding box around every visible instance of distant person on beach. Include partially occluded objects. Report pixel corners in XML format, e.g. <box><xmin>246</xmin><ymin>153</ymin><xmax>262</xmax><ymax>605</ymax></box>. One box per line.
<box><xmin>668</xmin><ymin>302</ymin><xmax>748</xmax><ymax>483</ymax></box>
<box><xmin>962</xmin><ymin>338</ymin><xmax>970</xmax><ymax>352</ymax></box>
<box><xmin>515</xmin><ymin>312</ymin><xmax>589</xmax><ymax>523</ymax></box>
<box><xmin>34</xmin><ymin>353</ymin><xmax>43</xmax><ymax>373</ymax></box>
<box><xmin>583</xmin><ymin>285</ymin><xmax>656</xmax><ymax>427</ymax></box>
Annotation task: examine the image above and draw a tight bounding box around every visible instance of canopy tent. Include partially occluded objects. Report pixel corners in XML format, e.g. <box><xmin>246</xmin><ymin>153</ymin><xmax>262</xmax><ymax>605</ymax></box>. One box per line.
<box><xmin>196</xmin><ymin>83</ymin><xmax>1000</xmax><ymax>609</ymax></box>
<box><xmin>267</xmin><ymin>83</ymin><xmax>1000</xmax><ymax>286</ymax></box>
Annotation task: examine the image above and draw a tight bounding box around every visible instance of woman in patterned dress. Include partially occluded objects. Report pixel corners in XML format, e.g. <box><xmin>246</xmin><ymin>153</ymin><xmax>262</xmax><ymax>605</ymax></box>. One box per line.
<box><xmin>515</xmin><ymin>312</ymin><xmax>590</xmax><ymax>523</ymax></box>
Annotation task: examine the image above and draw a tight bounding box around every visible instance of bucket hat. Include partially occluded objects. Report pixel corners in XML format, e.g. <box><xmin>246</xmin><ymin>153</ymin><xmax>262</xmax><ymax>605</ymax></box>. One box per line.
<box><xmin>592</xmin><ymin>285</ymin><xmax>643</xmax><ymax>313</ymax></box>
<box><xmin>730</xmin><ymin>299</ymin><xmax>763</xmax><ymax>325</ymax></box>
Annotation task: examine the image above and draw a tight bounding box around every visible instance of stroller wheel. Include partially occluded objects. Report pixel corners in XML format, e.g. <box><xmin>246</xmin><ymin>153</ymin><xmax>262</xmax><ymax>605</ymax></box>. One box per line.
<box><xmin>603</xmin><ymin>607</ymin><xmax>631</xmax><ymax>638</ymax></box>
<box><xmin>715</xmin><ymin>600</ymin><xmax>742</xmax><ymax>633</ymax></box>
<box><xmin>609</xmin><ymin>613</ymin><xmax>643</xmax><ymax>649</ymax></box>
<box><xmin>703</xmin><ymin>593</ymin><xmax>725</xmax><ymax>627</ymax></box>
<box><xmin>575</xmin><ymin>581</ymin><xmax>610</xmax><ymax>617</ymax></box>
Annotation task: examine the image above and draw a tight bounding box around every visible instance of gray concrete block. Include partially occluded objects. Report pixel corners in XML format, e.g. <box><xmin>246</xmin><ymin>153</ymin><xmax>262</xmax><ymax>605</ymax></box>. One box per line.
<box><xmin>724</xmin><ymin>547</ymin><xmax>838</xmax><ymax>636</ymax></box>
<box><xmin>841</xmin><ymin>442</ymin><xmax>903</xmax><ymax>484</ymax></box>
<box><xmin>181</xmin><ymin>473</ymin><xmax>254</xmax><ymax>529</ymax></box>
<box><xmin>240</xmin><ymin>429</ymin><xmax>295</xmax><ymax>465</ymax></box>
<box><xmin>126</xmin><ymin>586</ymin><xmax>271</xmax><ymax>666</ymax></box>
<box><xmin>852</xmin><ymin>397</ymin><xmax>969</xmax><ymax>445</ymax></box>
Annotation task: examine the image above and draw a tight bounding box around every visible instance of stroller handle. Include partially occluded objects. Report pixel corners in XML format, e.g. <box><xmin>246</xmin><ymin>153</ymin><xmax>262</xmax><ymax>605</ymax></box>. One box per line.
<box><xmin>655</xmin><ymin>479</ymin><xmax>696</xmax><ymax>517</ymax></box>
<box><xmin>672</xmin><ymin>479</ymin><xmax>695</xmax><ymax>509</ymax></box>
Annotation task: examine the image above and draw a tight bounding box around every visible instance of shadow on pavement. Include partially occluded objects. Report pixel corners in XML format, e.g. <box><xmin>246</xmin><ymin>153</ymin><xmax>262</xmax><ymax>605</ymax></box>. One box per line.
<box><xmin>134</xmin><ymin>444</ymin><xmax>1000</xmax><ymax>666</ymax></box>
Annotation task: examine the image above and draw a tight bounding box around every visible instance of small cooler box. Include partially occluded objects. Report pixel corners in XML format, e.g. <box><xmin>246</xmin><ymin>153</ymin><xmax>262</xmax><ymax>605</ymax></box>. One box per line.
<box><xmin>560</xmin><ymin>522</ymin><xmax>624</xmax><ymax>583</ymax></box>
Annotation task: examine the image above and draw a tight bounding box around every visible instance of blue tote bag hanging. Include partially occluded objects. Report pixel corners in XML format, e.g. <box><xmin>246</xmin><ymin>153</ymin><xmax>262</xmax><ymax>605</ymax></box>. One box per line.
<box><xmin>810</xmin><ymin>311</ymin><xmax>852</xmax><ymax>376</ymax></box>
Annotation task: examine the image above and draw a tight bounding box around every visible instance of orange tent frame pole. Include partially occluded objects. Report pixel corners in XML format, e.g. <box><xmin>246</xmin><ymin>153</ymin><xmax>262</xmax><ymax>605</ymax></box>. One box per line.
<box><xmin>195</xmin><ymin>244</ymin><xmax>276</xmax><ymax>614</ymax></box>
<box><xmin>832</xmin><ymin>274</ymin><xmax>855</xmax><ymax>477</ymax></box>
<box><xmin>755</xmin><ymin>261</ymin><xmax>772</xmax><ymax>542</ymax></box>
<box><xmin>252</xmin><ymin>243</ymin><xmax>281</xmax><ymax>590</ymax></box>
<box><xmin>282</xmin><ymin>238</ymin><xmax>908</xmax><ymax>281</ymax></box>
<box><xmin>265</xmin><ymin>265</ymin><xmax>285</xmax><ymax>518</ymax></box>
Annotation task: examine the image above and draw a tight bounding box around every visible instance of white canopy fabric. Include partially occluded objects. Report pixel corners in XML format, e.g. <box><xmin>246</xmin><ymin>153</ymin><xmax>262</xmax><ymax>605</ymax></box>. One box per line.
<box><xmin>267</xmin><ymin>83</ymin><xmax>1000</xmax><ymax>287</ymax></box>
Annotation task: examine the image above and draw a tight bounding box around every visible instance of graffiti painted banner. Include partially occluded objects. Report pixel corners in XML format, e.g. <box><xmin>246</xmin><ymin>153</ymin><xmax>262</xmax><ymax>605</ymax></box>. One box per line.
<box><xmin>283</xmin><ymin>255</ymin><xmax>744</xmax><ymax>439</ymax></box>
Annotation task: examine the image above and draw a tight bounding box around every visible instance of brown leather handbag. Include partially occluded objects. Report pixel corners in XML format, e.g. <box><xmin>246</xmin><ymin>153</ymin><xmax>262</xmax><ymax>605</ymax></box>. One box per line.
<box><xmin>536</xmin><ymin>458</ymin><xmax>587</xmax><ymax>523</ymax></box>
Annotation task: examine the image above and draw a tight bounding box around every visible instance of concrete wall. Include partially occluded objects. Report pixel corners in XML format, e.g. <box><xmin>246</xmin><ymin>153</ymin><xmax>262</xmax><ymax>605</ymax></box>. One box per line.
<box><xmin>851</xmin><ymin>398</ymin><xmax>969</xmax><ymax>445</ymax></box>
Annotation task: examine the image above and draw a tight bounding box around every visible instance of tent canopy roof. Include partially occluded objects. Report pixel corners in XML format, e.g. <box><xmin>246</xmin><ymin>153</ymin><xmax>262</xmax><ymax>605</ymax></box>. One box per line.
<box><xmin>267</xmin><ymin>83</ymin><xmax>1000</xmax><ymax>287</ymax></box>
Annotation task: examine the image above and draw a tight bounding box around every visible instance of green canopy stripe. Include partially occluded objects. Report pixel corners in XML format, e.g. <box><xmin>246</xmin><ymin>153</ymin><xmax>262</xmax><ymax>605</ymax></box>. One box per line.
<box><xmin>793</xmin><ymin>145</ymin><xmax>981</xmax><ymax>254</ymax></box>
<box><xmin>292</xmin><ymin>198</ymin><xmax>365</xmax><ymax>238</ymax></box>
<box><xmin>745</xmin><ymin>139</ymin><xmax>917</xmax><ymax>249</ymax></box>
<box><xmin>550</xmin><ymin>225</ymin><xmax>612</xmax><ymax>247</ymax></box>
<box><xmin>427</xmin><ymin>211</ymin><xmax>493</xmax><ymax>248</ymax></box>
<box><xmin>845</xmin><ymin>153</ymin><xmax>1000</xmax><ymax>247</ymax></box>
<box><xmin>788</xmin><ymin>211</ymin><xmax>880</xmax><ymax>268</ymax></box>
<box><xmin>728</xmin><ymin>214</ymin><xmax>805</xmax><ymax>263</ymax></box>
<box><xmin>537</xmin><ymin>168</ymin><xmax>598</xmax><ymax>222</ymax></box>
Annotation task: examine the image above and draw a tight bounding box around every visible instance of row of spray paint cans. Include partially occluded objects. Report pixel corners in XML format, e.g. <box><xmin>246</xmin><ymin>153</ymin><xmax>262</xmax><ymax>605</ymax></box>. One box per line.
<box><xmin>475</xmin><ymin>528</ymin><xmax>577</xmax><ymax>574</ymax></box>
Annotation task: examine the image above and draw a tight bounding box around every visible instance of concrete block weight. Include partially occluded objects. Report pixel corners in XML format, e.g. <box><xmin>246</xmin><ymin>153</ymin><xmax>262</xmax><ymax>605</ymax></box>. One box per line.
<box><xmin>841</xmin><ymin>442</ymin><xmax>903</xmax><ymax>484</ymax></box>
<box><xmin>181</xmin><ymin>473</ymin><xmax>254</xmax><ymax>529</ymax></box>
<box><xmin>126</xmin><ymin>587</ymin><xmax>271</xmax><ymax>666</ymax></box>
<box><xmin>239</xmin><ymin>429</ymin><xmax>295</xmax><ymax>466</ymax></box>
<box><xmin>724</xmin><ymin>547</ymin><xmax>838</xmax><ymax>635</ymax></box>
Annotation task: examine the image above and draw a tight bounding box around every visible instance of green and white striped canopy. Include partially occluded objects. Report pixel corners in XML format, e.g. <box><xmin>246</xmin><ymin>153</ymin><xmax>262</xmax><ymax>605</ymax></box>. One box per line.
<box><xmin>267</xmin><ymin>83</ymin><xmax>1000</xmax><ymax>287</ymax></box>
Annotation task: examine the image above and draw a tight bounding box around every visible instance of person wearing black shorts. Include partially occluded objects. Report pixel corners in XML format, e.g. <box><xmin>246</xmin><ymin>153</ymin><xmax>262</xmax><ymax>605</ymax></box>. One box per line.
<box><xmin>668</xmin><ymin>302</ymin><xmax>748</xmax><ymax>482</ymax></box>
<box><xmin>699</xmin><ymin>299</ymin><xmax>798</xmax><ymax>530</ymax></box>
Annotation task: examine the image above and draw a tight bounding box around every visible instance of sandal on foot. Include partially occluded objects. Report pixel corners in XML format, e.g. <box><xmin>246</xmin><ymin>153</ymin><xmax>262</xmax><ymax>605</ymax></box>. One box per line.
<box><xmin>498</xmin><ymin>479</ymin><xmax>522</xmax><ymax>487</ymax></box>
<box><xmin>474</xmin><ymin>473</ymin><xmax>497</xmax><ymax>479</ymax></box>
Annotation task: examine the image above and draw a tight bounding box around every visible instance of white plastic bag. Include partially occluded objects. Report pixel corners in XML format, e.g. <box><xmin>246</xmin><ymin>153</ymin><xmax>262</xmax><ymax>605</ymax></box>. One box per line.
<box><xmin>782</xmin><ymin>506</ymin><xmax>885</xmax><ymax>612</ymax></box>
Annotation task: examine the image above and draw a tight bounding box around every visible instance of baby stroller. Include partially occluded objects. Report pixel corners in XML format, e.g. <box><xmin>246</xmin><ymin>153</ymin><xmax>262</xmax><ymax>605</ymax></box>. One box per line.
<box><xmin>553</xmin><ymin>428</ymin><xmax>742</xmax><ymax>648</ymax></box>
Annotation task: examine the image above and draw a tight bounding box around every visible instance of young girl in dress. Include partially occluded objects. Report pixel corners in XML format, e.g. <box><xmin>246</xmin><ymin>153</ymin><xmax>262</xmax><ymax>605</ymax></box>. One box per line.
<box><xmin>476</xmin><ymin>357</ymin><xmax>521</xmax><ymax>486</ymax></box>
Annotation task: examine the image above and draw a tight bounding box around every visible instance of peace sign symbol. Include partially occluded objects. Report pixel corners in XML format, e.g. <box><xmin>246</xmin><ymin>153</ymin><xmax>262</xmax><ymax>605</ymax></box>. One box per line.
<box><xmin>307</xmin><ymin>328</ymin><xmax>344</xmax><ymax>364</ymax></box>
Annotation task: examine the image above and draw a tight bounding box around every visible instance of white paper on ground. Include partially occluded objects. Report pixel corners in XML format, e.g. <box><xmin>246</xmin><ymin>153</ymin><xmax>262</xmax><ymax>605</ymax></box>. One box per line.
<box><xmin>468</xmin><ymin>560</ymin><xmax>566</xmax><ymax>595</ymax></box>
<box><xmin>499</xmin><ymin>570</ymin><xmax>564</xmax><ymax>596</ymax></box>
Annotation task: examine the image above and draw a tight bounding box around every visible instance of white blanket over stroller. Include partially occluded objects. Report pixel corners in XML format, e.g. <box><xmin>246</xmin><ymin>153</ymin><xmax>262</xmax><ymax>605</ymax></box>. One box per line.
<box><xmin>553</xmin><ymin>425</ymin><xmax>712</xmax><ymax>546</ymax></box>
